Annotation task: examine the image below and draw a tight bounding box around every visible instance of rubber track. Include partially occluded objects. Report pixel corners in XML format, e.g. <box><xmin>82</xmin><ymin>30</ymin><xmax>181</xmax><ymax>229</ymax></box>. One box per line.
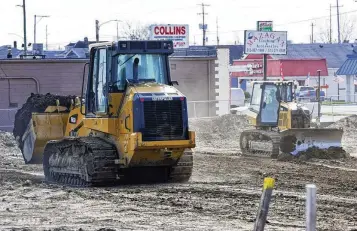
<box><xmin>43</xmin><ymin>137</ymin><xmax>193</xmax><ymax>186</ymax></box>
<box><xmin>239</xmin><ymin>129</ymin><xmax>281</xmax><ymax>158</ymax></box>
<box><xmin>168</xmin><ymin>149</ymin><xmax>193</xmax><ymax>183</ymax></box>
<box><xmin>43</xmin><ymin>137</ymin><xmax>119</xmax><ymax>187</ymax></box>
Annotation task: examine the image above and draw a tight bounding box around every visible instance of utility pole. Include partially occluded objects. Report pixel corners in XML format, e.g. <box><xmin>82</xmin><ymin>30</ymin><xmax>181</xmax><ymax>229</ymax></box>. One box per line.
<box><xmin>310</xmin><ymin>23</ymin><xmax>316</xmax><ymax>43</ymax></box>
<box><xmin>95</xmin><ymin>19</ymin><xmax>121</xmax><ymax>43</ymax></box>
<box><xmin>96</xmin><ymin>20</ymin><xmax>100</xmax><ymax>42</ymax></box>
<box><xmin>116</xmin><ymin>21</ymin><xmax>119</xmax><ymax>41</ymax></box>
<box><xmin>34</xmin><ymin>15</ymin><xmax>36</xmax><ymax>44</ymax></box>
<box><xmin>23</xmin><ymin>0</ymin><xmax>27</xmax><ymax>55</ymax></box>
<box><xmin>336</xmin><ymin>0</ymin><xmax>342</xmax><ymax>43</ymax></box>
<box><xmin>317</xmin><ymin>70</ymin><xmax>322</xmax><ymax>126</ymax></box>
<box><xmin>330</xmin><ymin>4</ymin><xmax>333</xmax><ymax>43</ymax></box>
<box><xmin>45</xmin><ymin>25</ymin><xmax>48</xmax><ymax>50</ymax></box>
<box><xmin>216</xmin><ymin>17</ymin><xmax>219</xmax><ymax>46</ymax></box>
<box><xmin>17</xmin><ymin>0</ymin><xmax>28</xmax><ymax>55</ymax></box>
<box><xmin>197</xmin><ymin>3</ymin><xmax>209</xmax><ymax>46</ymax></box>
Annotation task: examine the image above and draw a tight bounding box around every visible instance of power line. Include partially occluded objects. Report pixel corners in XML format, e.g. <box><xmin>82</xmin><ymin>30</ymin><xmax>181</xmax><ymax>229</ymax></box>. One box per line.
<box><xmin>193</xmin><ymin>9</ymin><xmax>357</xmax><ymax>36</ymax></box>
<box><xmin>197</xmin><ymin>3</ymin><xmax>210</xmax><ymax>46</ymax></box>
<box><xmin>144</xmin><ymin>6</ymin><xmax>197</xmax><ymax>15</ymax></box>
<box><xmin>275</xmin><ymin>8</ymin><xmax>354</xmax><ymax>26</ymax></box>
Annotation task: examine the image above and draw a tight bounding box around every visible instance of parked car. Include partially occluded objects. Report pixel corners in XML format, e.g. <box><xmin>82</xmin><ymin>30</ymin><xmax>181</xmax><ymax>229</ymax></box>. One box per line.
<box><xmin>295</xmin><ymin>86</ymin><xmax>325</xmax><ymax>102</ymax></box>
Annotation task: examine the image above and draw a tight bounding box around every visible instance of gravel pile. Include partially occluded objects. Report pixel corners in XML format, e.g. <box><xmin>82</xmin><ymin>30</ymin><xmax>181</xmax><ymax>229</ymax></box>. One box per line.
<box><xmin>328</xmin><ymin>115</ymin><xmax>357</xmax><ymax>156</ymax></box>
<box><xmin>0</xmin><ymin>131</ymin><xmax>17</xmax><ymax>150</ymax></box>
<box><xmin>189</xmin><ymin>114</ymin><xmax>253</xmax><ymax>154</ymax></box>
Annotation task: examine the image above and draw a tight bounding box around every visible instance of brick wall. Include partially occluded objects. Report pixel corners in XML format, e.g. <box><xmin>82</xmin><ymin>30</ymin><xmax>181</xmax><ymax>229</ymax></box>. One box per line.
<box><xmin>0</xmin><ymin>59</ymin><xmax>87</xmax><ymax>131</ymax></box>
<box><xmin>0</xmin><ymin>59</ymin><xmax>88</xmax><ymax>108</ymax></box>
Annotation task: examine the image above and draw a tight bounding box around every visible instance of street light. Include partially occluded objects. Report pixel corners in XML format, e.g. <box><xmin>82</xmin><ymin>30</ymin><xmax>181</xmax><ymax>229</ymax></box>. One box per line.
<box><xmin>8</xmin><ymin>33</ymin><xmax>32</xmax><ymax>50</ymax></box>
<box><xmin>95</xmin><ymin>19</ymin><xmax>122</xmax><ymax>42</ymax></box>
<box><xmin>8</xmin><ymin>33</ymin><xmax>24</xmax><ymax>40</ymax></box>
<box><xmin>34</xmin><ymin>15</ymin><xmax>50</xmax><ymax>44</ymax></box>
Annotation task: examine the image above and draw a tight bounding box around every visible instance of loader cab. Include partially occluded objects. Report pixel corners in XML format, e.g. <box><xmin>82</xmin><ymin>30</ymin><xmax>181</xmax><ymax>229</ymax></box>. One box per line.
<box><xmin>249</xmin><ymin>81</ymin><xmax>282</xmax><ymax>127</ymax></box>
<box><xmin>84</xmin><ymin>40</ymin><xmax>174</xmax><ymax>117</ymax></box>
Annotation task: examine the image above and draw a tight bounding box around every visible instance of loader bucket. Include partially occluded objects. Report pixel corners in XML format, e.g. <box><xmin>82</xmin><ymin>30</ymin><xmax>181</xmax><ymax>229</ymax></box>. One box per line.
<box><xmin>21</xmin><ymin>113</ymin><xmax>68</xmax><ymax>164</ymax></box>
<box><xmin>280</xmin><ymin>128</ymin><xmax>344</xmax><ymax>158</ymax></box>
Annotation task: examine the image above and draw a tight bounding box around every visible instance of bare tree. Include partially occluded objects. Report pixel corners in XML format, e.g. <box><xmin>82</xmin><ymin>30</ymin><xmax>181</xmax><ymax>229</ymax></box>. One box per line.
<box><xmin>318</xmin><ymin>19</ymin><xmax>332</xmax><ymax>43</ymax></box>
<box><xmin>340</xmin><ymin>15</ymin><xmax>356</xmax><ymax>42</ymax></box>
<box><xmin>226</xmin><ymin>31</ymin><xmax>241</xmax><ymax>45</ymax></box>
<box><xmin>121</xmin><ymin>21</ymin><xmax>150</xmax><ymax>40</ymax></box>
<box><xmin>318</xmin><ymin>14</ymin><xmax>356</xmax><ymax>43</ymax></box>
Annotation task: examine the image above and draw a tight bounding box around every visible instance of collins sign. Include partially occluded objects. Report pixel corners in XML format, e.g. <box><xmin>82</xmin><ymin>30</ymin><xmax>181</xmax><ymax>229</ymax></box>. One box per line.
<box><xmin>149</xmin><ymin>24</ymin><xmax>189</xmax><ymax>49</ymax></box>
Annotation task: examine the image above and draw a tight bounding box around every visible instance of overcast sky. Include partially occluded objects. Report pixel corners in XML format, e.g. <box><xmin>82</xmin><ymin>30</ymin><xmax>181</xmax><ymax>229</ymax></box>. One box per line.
<box><xmin>1</xmin><ymin>0</ymin><xmax>357</xmax><ymax>50</ymax></box>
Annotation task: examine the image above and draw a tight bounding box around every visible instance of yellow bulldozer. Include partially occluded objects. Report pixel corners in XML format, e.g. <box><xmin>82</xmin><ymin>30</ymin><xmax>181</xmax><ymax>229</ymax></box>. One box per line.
<box><xmin>240</xmin><ymin>80</ymin><xmax>345</xmax><ymax>158</ymax></box>
<box><xmin>14</xmin><ymin>40</ymin><xmax>195</xmax><ymax>186</ymax></box>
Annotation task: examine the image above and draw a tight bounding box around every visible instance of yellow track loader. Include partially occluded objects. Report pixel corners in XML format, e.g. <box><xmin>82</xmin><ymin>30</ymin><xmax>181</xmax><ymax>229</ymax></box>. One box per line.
<box><xmin>240</xmin><ymin>81</ymin><xmax>344</xmax><ymax>158</ymax></box>
<box><xmin>14</xmin><ymin>40</ymin><xmax>195</xmax><ymax>186</ymax></box>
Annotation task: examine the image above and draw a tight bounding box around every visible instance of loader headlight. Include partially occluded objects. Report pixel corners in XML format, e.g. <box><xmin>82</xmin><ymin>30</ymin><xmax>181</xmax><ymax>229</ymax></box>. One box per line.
<box><xmin>69</xmin><ymin>114</ymin><xmax>78</xmax><ymax>124</ymax></box>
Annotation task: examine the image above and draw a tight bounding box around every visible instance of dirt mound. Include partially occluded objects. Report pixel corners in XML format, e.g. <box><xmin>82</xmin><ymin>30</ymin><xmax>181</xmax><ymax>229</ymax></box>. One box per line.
<box><xmin>278</xmin><ymin>146</ymin><xmax>348</xmax><ymax>161</ymax></box>
<box><xmin>189</xmin><ymin>114</ymin><xmax>252</xmax><ymax>154</ymax></box>
<box><xmin>328</xmin><ymin>115</ymin><xmax>357</xmax><ymax>157</ymax></box>
<box><xmin>328</xmin><ymin>114</ymin><xmax>357</xmax><ymax>132</ymax></box>
<box><xmin>13</xmin><ymin>93</ymin><xmax>76</xmax><ymax>152</ymax></box>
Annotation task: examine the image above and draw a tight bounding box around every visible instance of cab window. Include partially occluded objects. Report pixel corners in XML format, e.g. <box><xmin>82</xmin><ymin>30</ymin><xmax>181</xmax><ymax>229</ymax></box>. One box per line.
<box><xmin>111</xmin><ymin>54</ymin><xmax>167</xmax><ymax>92</ymax></box>
<box><xmin>87</xmin><ymin>48</ymin><xmax>108</xmax><ymax>114</ymax></box>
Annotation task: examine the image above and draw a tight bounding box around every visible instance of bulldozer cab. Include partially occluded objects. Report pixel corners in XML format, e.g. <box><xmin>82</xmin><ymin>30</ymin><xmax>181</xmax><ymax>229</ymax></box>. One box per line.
<box><xmin>249</xmin><ymin>81</ymin><xmax>294</xmax><ymax>127</ymax></box>
<box><xmin>84</xmin><ymin>41</ymin><xmax>174</xmax><ymax>117</ymax></box>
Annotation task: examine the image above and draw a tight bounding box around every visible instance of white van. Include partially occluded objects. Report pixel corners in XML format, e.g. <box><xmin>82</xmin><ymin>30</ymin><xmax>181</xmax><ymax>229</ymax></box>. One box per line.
<box><xmin>230</xmin><ymin>88</ymin><xmax>245</xmax><ymax>108</ymax></box>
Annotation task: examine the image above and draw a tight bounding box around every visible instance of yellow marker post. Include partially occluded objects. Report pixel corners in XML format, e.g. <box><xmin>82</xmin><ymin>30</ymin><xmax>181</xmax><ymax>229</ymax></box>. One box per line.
<box><xmin>254</xmin><ymin>177</ymin><xmax>275</xmax><ymax>231</ymax></box>
<box><xmin>263</xmin><ymin>177</ymin><xmax>275</xmax><ymax>190</ymax></box>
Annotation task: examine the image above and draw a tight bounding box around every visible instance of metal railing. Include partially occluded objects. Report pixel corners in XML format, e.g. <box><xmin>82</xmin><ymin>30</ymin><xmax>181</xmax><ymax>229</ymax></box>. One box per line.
<box><xmin>186</xmin><ymin>94</ymin><xmax>357</xmax><ymax>119</ymax></box>
<box><xmin>187</xmin><ymin>100</ymin><xmax>249</xmax><ymax>118</ymax></box>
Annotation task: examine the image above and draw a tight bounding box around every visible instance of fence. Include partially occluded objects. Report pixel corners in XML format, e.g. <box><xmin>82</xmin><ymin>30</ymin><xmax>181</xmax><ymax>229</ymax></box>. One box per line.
<box><xmin>296</xmin><ymin>94</ymin><xmax>357</xmax><ymax>105</ymax></box>
<box><xmin>2</xmin><ymin>95</ymin><xmax>357</xmax><ymax>132</ymax></box>
<box><xmin>187</xmin><ymin>100</ymin><xmax>229</xmax><ymax>118</ymax></box>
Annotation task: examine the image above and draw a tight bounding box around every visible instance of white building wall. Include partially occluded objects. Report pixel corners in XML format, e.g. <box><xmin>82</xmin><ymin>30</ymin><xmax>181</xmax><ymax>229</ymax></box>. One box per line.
<box><xmin>326</xmin><ymin>68</ymin><xmax>346</xmax><ymax>98</ymax></box>
<box><xmin>325</xmin><ymin>68</ymin><xmax>357</xmax><ymax>102</ymax></box>
<box><xmin>215</xmin><ymin>48</ymin><xmax>230</xmax><ymax>116</ymax></box>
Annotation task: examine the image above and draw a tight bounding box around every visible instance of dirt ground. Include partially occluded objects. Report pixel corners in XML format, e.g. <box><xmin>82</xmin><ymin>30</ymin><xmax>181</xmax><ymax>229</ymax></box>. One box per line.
<box><xmin>1</xmin><ymin>115</ymin><xmax>357</xmax><ymax>231</ymax></box>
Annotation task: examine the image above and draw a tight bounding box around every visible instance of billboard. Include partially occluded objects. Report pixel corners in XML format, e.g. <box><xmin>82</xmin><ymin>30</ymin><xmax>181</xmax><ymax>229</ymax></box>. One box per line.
<box><xmin>244</xmin><ymin>30</ymin><xmax>287</xmax><ymax>55</ymax></box>
<box><xmin>149</xmin><ymin>24</ymin><xmax>189</xmax><ymax>49</ymax></box>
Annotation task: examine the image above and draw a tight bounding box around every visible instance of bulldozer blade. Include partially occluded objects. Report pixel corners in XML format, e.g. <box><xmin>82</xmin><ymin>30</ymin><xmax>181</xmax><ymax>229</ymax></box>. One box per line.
<box><xmin>22</xmin><ymin>119</ymin><xmax>39</xmax><ymax>164</ymax></box>
<box><xmin>21</xmin><ymin>113</ymin><xmax>68</xmax><ymax>164</ymax></box>
<box><xmin>280</xmin><ymin>128</ymin><xmax>344</xmax><ymax>156</ymax></box>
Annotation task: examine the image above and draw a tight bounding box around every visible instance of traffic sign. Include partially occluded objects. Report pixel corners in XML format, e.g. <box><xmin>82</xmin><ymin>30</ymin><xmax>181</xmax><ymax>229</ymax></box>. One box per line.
<box><xmin>257</xmin><ymin>21</ymin><xmax>273</xmax><ymax>31</ymax></box>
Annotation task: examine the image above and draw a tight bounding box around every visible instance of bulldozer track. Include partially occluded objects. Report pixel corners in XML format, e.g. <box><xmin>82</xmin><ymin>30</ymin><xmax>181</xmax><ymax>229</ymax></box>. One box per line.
<box><xmin>43</xmin><ymin>137</ymin><xmax>193</xmax><ymax>186</ymax></box>
<box><xmin>43</xmin><ymin>137</ymin><xmax>119</xmax><ymax>187</ymax></box>
<box><xmin>239</xmin><ymin>129</ymin><xmax>281</xmax><ymax>158</ymax></box>
<box><xmin>168</xmin><ymin>149</ymin><xmax>193</xmax><ymax>183</ymax></box>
